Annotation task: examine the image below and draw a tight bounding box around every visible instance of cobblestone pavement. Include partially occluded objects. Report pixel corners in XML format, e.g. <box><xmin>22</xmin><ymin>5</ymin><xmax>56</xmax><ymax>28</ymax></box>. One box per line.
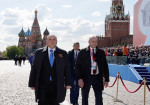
<box><xmin>0</xmin><ymin>60</ymin><xmax>150</xmax><ymax>105</ymax></box>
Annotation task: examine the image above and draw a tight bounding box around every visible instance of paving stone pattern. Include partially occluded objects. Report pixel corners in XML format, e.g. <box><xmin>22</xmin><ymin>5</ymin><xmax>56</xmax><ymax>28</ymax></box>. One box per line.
<box><xmin>0</xmin><ymin>60</ymin><xmax>150</xmax><ymax>105</ymax></box>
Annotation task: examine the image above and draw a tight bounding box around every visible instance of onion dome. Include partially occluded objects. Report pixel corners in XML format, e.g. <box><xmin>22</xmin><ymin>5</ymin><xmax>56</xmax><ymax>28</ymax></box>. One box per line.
<box><xmin>26</xmin><ymin>28</ymin><xmax>32</xmax><ymax>36</ymax></box>
<box><xmin>43</xmin><ymin>28</ymin><xmax>49</xmax><ymax>35</ymax></box>
<box><xmin>35</xmin><ymin>10</ymin><xmax>38</xmax><ymax>14</ymax></box>
<box><xmin>18</xmin><ymin>28</ymin><xmax>25</xmax><ymax>37</ymax></box>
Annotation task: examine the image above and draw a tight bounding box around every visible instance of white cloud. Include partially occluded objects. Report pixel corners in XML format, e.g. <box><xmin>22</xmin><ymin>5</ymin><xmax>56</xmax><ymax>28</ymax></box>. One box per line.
<box><xmin>45</xmin><ymin>16</ymin><xmax>104</xmax><ymax>35</ymax></box>
<box><xmin>0</xmin><ymin>7</ymin><xmax>33</xmax><ymax>29</ymax></box>
<box><xmin>35</xmin><ymin>4</ymin><xmax>52</xmax><ymax>21</ymax></box>
<box><xmin>97</xmin><ymin>0</ymin><xmax>111</xmax><ymax>2</ymax></box>
<box><xmin>62</xmin><ymin>5</ymin><xmax>72</xmax><ymax>8</ymax></box>
<box><xmin>91</xmin><ymin>11</ymin><xmax>101</xmax><ymax>17</ymax></box>
<box><xmin>2</xmin><ymin>18</ymin><xmax>17</xmax><ymax>26</ymax></box>
<box><xmin>0</xmin><ymin>33</ymin><xmax>19</xmax><ymax>51</ymax></box>
<box><xmin>42</xmin><ymin>16</ymin><xmax>104</xmax><ymax>51</ymax></box>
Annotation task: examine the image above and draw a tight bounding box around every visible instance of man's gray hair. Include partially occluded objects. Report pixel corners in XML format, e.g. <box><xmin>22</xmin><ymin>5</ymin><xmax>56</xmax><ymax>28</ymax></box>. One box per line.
<box><xmin>47</xmin><ymin>35</ymin><xmax>57</xmax><ymax>40</ymax></box>
<box><xmin>89</xmin><ymin>36</ymin><xmax>98</xmax><ymax>41</ymax></box>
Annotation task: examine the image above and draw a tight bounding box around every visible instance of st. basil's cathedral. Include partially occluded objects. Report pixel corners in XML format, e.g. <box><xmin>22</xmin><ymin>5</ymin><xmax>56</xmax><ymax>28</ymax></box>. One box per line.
<box><xmin>18</xmin><ymin>10</ymin><xmax>49</xmax><ymax>56</ymax></box>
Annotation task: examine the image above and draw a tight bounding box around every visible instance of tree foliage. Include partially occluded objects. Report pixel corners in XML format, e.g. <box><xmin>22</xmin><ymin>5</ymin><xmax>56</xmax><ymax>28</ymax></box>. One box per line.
<box><xmin>18</xmin><ymin>46</ymin><xmax>24</xmax><ymax>56</ymax></box>
<box><xmin>2</xmin><ymin>51</ymin><xmax>7</xmax><ymax>58</ymax></box>
<box><xmin>6</xmin><ymin>45</ymin><xmax>24</xmax><ymax>59</ymax></box>
<box><xmin>6</xmin><ymin>45</ymin><xmax>19</xmax><ymax>59</ymax></box>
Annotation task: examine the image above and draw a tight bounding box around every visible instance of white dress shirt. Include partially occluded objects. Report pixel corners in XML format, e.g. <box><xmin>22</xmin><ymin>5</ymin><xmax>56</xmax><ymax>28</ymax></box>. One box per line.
<box><xmin>90</xmin><ymin>47</ymin><xmax>99</xmax><ymax>75</ymax></box>
<box><xmin>74</xmin><ymin>50</ymin><xmax>80</xmax><ymax>59</ymax></box>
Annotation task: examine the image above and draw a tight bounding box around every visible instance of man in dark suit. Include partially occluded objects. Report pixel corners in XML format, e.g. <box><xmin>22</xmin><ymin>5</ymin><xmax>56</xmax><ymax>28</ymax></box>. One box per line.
<box><xmin>29</xmin><ymin>35</ymin><xmax>72</xmax><ymax>105</ymax></box>
<box><xmin>75</xmin><ymin>36</ymin><xmax>109</xmax><ymax>105</ymax></box>
<box><xmin>68</xmin><ymin>42</ymin><xmax>80</xmax><ymax>105</ymax></box>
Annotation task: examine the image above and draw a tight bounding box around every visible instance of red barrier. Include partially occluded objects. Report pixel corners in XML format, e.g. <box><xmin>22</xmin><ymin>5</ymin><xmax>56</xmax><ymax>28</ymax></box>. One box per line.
<box><xmin>146</xmin><ymin>84</ymin><xmax>150</xmax><ymax>92</ymax></box>
<box><xmin>120</xmin><ymin>76</ymin><xmax>144</xmax><ymax>93</ymax></box>
<box><xmin>108</xmin><ymin>76</ymin><xmax>118</xmax><ymax>87</ymax></box>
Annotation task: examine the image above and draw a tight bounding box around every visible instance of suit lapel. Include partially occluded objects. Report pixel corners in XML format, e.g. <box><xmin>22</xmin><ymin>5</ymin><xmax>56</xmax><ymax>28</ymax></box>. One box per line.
<box><xmin>54</xmin><ymin>47</ymin><xmax>59</xmax><ymax>63</ymax></box>
<box><xmin>36</xmin><ymin>46</ymin><xmax>48</xmax><ymax>73</ymax></box>
<box><xmin>86</xmin><ymin>47</ymin><xmax>91</xmax><ymax>69</ymax></box>
<box><xmin>95</xmin><ymin>47</ymin><xmax>101</xmax><ymax>60</ymax></box>
<box><xmin>72</xmin><ymin>49</ymin><xmax>74</xmax><ymax>59</ymax></box>
<box><xmin>41</xmin><ymin>46</ymin><xmax>48</xmax><ymax>63</ymax></box>
<box><xmin>71</xmin><ymin>49</ymin><xmax>75</xmax><ymax>64</ymax></box>
<box><xmin>54</xmin><ymin>47</ymin><xmax>61</xmax><ymax>73</ymax></box>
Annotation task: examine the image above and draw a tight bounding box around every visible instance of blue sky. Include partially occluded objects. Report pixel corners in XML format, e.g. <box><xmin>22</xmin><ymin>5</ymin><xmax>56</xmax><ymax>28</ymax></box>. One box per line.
<box><xmin>0</xmin><ymin>0</ymin><xmax>138</xmax><ymax>51</ymax></box>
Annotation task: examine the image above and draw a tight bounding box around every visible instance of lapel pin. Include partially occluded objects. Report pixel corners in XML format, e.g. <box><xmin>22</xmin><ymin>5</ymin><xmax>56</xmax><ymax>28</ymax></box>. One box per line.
<box><xmin>58</xmin><ymin>54</ymin><xmax>63</xmax><ymax>58</ymax></box>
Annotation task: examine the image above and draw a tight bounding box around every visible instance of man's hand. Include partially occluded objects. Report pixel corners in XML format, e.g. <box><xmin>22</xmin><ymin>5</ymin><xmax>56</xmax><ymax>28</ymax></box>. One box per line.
<box><xmin>78</xmin><ymin>79</ymin><xmax>84</xmax><ymax>88</ymax></box>
<box><xmin>66</xmin><ymin>86</ymin><xmax>72</xmax><ymax>89</ymax></box>
<box><xmin>104</xmin><ymin>82</ymin><xmax>108</xmax><ymax>88</ymax></box>
<box><xmin>30</xmin><ymin>87</ymin><xmax>35</xmax><ymax>90</ymax></box>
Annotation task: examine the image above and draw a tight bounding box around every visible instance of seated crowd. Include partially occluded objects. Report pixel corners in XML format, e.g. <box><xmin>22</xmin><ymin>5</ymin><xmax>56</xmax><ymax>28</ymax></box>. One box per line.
<box><xmin>104</xmin><ymin>45</ymin><xmax>150</xmax><ymax>65</ymax></box>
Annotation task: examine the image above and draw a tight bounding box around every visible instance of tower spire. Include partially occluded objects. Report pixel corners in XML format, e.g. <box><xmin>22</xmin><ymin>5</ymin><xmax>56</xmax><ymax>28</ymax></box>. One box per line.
<box><xmin>32</xmin><ymin>10</ymin><xmax>39</xmax><ymax>26</ymax></box>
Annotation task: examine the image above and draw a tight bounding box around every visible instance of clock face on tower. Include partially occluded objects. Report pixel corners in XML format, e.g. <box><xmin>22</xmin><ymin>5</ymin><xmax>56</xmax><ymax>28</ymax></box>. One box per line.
<box><xmin>115</xmin><ymin>4</ymin><xmax>123</xmax><ymax>13</ymax></box>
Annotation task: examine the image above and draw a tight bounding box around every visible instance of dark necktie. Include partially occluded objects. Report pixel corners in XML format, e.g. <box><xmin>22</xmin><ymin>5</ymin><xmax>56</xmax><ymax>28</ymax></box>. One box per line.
<box><xmin>75</xmin><ymin>52</ymin><xmax>78</xmax><ymax>61</ymax></box>
<box><xmin>92</xmin><ymin>49</ymin><xmax>96</xmax><ymax>61</ymax></box>
<box><xmin>92</xmin><ymin>49</ymin><xmax>95</xmax><ymax>55</ymax></box>
<box><xmin>92</xmin><ymin>49</ymin><xmax>96</xmax><ymax>75</ymax></box>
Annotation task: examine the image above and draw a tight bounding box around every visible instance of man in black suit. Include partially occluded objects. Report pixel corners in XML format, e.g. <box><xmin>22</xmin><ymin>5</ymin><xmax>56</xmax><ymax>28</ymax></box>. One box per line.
<box><xmin>68</xmin><ymin>42</ymin><xmax>80</xmax><ymax>105</ymax></box>
<box><xmin>29</xmin><ymin>35</ymin><xmax>72</xmax><ymax>105</ymax></box>
<box><xmin>75</xmin><ymin>36</ymin><xmax>109</xmax><ymax>105</ymax></box>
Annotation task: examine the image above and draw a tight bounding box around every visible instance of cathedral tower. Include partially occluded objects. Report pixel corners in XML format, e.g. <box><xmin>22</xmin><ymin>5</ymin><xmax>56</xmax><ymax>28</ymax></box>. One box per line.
<box><xmin>97</xmin><ymin>0</ymin><xmax>132</xmax><ymax>48</ymax></box>
<box><xmin>31</xmin><ymin>10</ymin><xmax>42</xmax><ymax>52</ymax></box>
